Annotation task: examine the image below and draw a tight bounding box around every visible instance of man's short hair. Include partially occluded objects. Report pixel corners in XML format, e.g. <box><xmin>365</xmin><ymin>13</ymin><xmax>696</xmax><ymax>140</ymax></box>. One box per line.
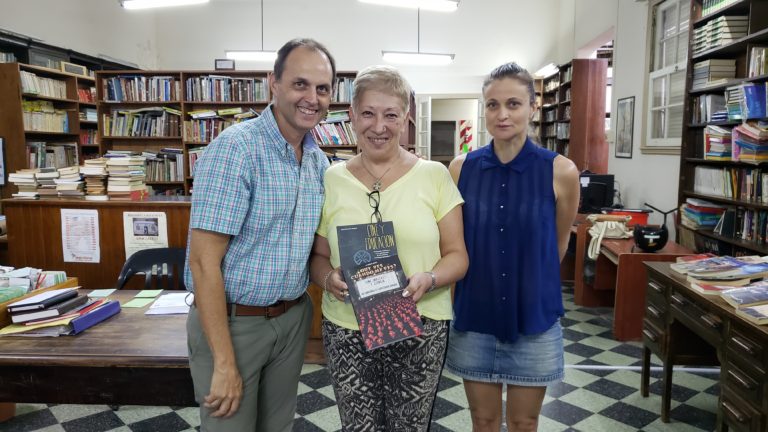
<box><xmin>273</xmin><ymin>38</ymin><xmax>336</xmax><ymax>81</ymax></box>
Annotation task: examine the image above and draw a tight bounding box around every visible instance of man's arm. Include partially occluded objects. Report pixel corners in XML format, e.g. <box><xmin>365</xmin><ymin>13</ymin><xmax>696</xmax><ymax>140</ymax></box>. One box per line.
<box><xmin>188</xmin><ymin>228</ymin><xmax>242</xmax><ymax>418</ymax></box>
<box><xmin>553</xmin><ymin>155</ymin><xmax>581</xmax><ymax>262</ymax></box>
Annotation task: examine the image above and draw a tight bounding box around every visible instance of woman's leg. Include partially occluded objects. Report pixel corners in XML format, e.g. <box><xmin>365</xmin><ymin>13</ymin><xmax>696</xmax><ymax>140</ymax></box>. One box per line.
<box><xmin>505</xmin><ymin>385</ymin><xmax>546</xmax><ymax>432</ymax></box>
<box><xmin>463</xmin><ymin>380</ymin><xmax>503</xmax><ymax>432</ymax></box>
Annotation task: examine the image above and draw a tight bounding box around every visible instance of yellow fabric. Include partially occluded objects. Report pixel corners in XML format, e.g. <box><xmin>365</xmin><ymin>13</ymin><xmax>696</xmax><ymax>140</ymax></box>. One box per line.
<box><xmin>317</xmin><ymin>159</ymin><xmax>464</xmax><ymax>330</ymax></box>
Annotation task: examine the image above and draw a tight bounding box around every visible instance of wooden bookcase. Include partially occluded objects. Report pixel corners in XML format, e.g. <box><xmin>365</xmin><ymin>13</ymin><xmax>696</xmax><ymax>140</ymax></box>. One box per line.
<box><xmin>0</xmin><ymin>62</ymin><xmax>97</xmax><ymax>198</ymax></box>
<box><xmin>532</xmin><ymin>78</ymin><xmax>543</xmax><ymax>144</ymax></box>
<box><xmin>538</xmin><ymin>60</ymin><xmax>608</xmax><ymax>173</ymax></box>
<box><xmin>677</xmin><ymin>0</ymin><xmax>768</xmax><ymax>256</ymax></box>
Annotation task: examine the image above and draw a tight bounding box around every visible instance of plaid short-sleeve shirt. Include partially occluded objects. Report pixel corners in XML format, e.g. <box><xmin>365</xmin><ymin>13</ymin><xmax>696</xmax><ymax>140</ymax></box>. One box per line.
<box><xmin>184</xmin><ymin>106</ymin><xmax>329</xmax><ymax>305</ymax></box>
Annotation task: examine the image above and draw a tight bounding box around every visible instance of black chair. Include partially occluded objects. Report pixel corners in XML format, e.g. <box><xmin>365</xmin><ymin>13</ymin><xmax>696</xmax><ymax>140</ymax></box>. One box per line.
<box><xmin>116</xmin><ymin>247</ymin><xmax>187</xmax><ymax>290</ymax></box>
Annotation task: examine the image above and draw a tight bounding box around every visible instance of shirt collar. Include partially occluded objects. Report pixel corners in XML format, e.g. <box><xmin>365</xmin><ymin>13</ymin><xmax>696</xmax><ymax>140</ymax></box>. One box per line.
<box><xmin>261</xmin><ymin>105</ymin><xmax>320</xmax><ymax>160</ymax></box>
<box><xmin>480</xmin><ymin>137</ymin><xmax>537</xmax><ymax>173</ymax></box>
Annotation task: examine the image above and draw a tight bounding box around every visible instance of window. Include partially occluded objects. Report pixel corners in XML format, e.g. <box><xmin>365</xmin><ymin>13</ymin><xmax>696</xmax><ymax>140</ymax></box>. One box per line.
<box><xmin>643</xmin><ymin>0</ymin><xmax>689</xmax><ymax>153</ymax></box>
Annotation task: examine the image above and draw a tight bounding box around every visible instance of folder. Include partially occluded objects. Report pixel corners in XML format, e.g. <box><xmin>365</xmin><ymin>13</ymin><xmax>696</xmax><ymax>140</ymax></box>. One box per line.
<box><xmin>7</xmin><ymin>288</ymin><xmax>78</xmax><ymax>313</ymax></box>
<box><xmin>11</xmin><ymin>294</ymin><xmax>88</xmax><ymax>324</ymax></box>
<box><xmin>69</xmin><ymin>300</ymin><xmax>121</xmax><ymax>335</ymax></box>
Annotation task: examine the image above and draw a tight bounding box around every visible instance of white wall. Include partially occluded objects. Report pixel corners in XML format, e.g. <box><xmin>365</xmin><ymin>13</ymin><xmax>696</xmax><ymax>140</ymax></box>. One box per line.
<box><xmin>571</xmin><ymin>0</ymin><xmax>680</xmax><ymax>230</ymax></box>
<box><xmin>0</xmin><ymin>0</ymin><xmax>158</xmax><ymax>68</ymax></box>
<box><xmin>431</xmin><ymin>99</ymin><xmax>478</xmax><ymax>153</ymax></box>
<box><xmin>151</xmin><ymin>0</ymin><xmax>563</xmax><ymax>94</ymax></box>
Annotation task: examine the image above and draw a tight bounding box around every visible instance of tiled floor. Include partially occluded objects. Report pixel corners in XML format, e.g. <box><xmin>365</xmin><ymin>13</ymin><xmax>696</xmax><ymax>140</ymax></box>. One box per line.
<box><xmin>0</xmin><ymin>289</ymin><xmax>720</xmax><ymax>432</ymax></box>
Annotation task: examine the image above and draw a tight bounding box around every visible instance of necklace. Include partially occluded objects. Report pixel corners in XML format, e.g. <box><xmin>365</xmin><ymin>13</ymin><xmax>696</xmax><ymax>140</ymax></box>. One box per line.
<box><xmin>360</xmin><ymin>151</ymin><xmax>401</xmax><ymax>191</ymax></box>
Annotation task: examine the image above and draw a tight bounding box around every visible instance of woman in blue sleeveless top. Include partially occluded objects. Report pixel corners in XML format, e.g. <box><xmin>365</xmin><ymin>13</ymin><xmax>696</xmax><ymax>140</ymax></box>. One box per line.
<box><xmin>445</xmin><ymin>63</ymin><xmax>580</xmax><ymax>431</ymax></box>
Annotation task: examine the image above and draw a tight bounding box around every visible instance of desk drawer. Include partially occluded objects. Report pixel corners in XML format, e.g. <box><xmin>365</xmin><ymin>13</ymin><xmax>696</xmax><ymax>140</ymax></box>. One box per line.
<box><xmin>646</xmin><ymin>278</ymin><xmax>667</xmax><ymax>306</ymax></box>
<box><xmin>642</xmin><ymin>318</ymin><xmax>665</xmax><ymax>356</ymax></box>
<box><xmin>723</xmin><ymin>360</ymin><xmax>763</xmax><ymax>408</ymax></box>
<box><xmin>726</xmin><ymin>325</ymin><xmax>767</xmax><ymax>377</ymax></box>
<box><xmin>669</xmin><ymin>290</ymin><xmax>723</xmax><ymax>346</ymax></box>
<box><xmin>721</xmin><ymin>389</ymin><xmax>764</xmax><ymax>432</ymax></box>
<box><xmin>644</xmin><ymin>296</ymin><xmax>667</xmax><ymax>330</ymax></box>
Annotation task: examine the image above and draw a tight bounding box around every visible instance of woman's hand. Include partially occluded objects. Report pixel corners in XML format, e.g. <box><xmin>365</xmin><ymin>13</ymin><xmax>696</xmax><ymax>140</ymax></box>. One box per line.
<box><xmin>402</xmin><ymin>272</ymin><xmax>433</xmax><ymax>302</ymax></box>
<box><xmin>325</xmin><ymin>268</ymin><xmax>349</xmax><ymax>302</ymax></box>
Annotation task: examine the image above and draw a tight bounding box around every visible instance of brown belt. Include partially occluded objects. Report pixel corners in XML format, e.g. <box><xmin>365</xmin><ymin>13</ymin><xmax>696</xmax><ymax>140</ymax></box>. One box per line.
<box><xmin>227</xmin><ymin>297</ymin><xmax>302</xmax><ymax>319</ymax></box>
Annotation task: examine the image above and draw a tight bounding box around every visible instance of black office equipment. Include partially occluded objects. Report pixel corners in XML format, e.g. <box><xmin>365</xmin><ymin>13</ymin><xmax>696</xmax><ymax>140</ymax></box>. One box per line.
<box><xmin>578</xmin><ymin>173</ymin><xmax>614</xmax><ymax>214</ymax></box>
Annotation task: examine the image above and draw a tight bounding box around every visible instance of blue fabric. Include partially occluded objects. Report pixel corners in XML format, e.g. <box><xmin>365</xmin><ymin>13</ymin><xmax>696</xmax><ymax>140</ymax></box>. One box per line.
<box><xmin>184</xmin><ymin>106</ymin><xmax>329</xmax><ymax>306</ymax></box>
<box><xmin>453</xmin><ymin>138</ymin><xmax>563</xmax><ymax>343</ymax></box>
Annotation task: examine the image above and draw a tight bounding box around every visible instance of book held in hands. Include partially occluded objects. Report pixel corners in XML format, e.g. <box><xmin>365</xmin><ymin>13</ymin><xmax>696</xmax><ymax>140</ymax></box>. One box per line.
<box><xmin>337</xmin><ymin>222</ymin><xmax>423</xmax><ymax>351</ymax></box>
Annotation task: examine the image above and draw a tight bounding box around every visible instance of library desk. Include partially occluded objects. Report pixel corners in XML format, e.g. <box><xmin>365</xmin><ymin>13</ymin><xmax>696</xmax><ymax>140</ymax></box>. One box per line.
<box><xmin>0</xmin><ymin>290</ymin><xmax>195</xmax><ymax>407</ymax></box>
<box><xmin>642</xmin><ymin>263</ymin><xmax>768</xmax><ymax>430</ymax></box>
<box><xmin>573</xmin><ymin>226</ymin><xmax>693</xmax><ymax>341</ymax></box>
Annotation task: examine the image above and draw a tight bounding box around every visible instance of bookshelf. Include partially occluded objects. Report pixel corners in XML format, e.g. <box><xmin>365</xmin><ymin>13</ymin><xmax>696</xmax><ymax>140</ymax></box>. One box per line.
<box><xmin>532</xmin><ymin>78</ymin><xmax>543</xmax><ymax>144</ymax></box>
<box><xmin>538</xmin><ymin>60</ymin><xmax>608</xmax><ymax>172</ymax></box>
<box><xmin>677</xmin><ymin>0</ymin><xmax>768</xmax><ymax>257</ymax></box>
<box><xmin>0</xmin><ymin>62</ymin><xmax>98</xmax><ymax>198</ymax></box>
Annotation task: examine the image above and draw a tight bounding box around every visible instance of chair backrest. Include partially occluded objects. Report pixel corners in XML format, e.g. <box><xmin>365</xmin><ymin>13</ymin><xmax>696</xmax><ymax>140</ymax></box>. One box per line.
<box><xmin>116</xmin><ymin>247</ymin><xmax>187</xmax><ymax>290</ymax></box>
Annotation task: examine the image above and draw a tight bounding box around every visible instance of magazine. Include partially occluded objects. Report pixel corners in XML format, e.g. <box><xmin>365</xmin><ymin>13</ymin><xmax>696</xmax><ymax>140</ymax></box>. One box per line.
<box><xmin>337</xmin><ymin>221</ymin><xmax>423</xmax><ymax>350</ymax></box>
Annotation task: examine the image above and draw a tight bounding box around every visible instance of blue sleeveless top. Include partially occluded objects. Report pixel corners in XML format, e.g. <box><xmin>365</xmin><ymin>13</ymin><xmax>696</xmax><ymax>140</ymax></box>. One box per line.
<box><xmin>453</xmin><ymin>138</ymin><xmax>564</xmax><ymax>343</ymax></box>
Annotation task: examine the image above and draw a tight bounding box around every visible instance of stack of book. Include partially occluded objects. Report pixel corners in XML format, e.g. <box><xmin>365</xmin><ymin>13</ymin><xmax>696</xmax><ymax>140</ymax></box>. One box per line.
<box><xmin>691</xmin><ymin>59</ymin><xmax>737</xmax><ymax>90</ymax></box>
<box><xmin>106</xmin><ymin>155</ymin><xmax>147</xmax><ymax>201</ymax></box>
<box><xmin>725</xmin><ymin>85</ymin><xmax>744</xmax><ymax>121</ymax></box>
<box><xmin>675</xmin><ymin>255</ymin><xmax>768</xmax><ymax>288</ymax></box>
<box><xmin>1</xmin><ymin>288</ymin><xmax>121</xmax><ymax>336</ymax></box>
<box><xmin>54</xmin><ymin>166</ymin><xmax>84</xmax><ymax>198</ymax></box>
<box><xmin>703</xmin><ymin>124</ymin><xmax>732</xmax><ymax>160</ymax></box>
<box><xmin>732</xmin><ymin>122</ymin><xmax>768</xmax><ymax>164</ymax></box>
<box><xmin>679</xmin><ymin>198</ymin><xmax>726</xmax><ymax>230</ymax></box>
<box><xmin>692</xmin><ymin>15</ymin><xmax>748</xmax><ymax>55</ymax></box>
<box><xmin>748</xmin><ymin>47</ymin><xmax>768</xmax><ymax>78</ymax></box>
<box><xmin>691</xmin><ymin>94</ymin><xmax>726</xmax><ymax>123</ymax></box>
<box><xmin>34</xmin><ymin>167</ymin><xmax>59</xmax><ymax>197</ymax></box>
<box><xmin>143</xmin><ymin>148</ymin><xmax>183</xmax><ymax>182</ymax></box>
<box><xmin>80</xmin><ymin>158</ymin><xmax>108</xmax><ymax>200</ymax></box>
<box><xmin>9</xmin><ymin>168</ymin><xmax>39</xmax><ymax>199</ymax></box>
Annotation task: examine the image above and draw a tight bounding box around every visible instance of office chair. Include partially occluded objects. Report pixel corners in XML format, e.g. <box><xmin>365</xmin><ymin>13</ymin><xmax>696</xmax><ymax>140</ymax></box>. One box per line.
<box><xmin>116</xmin><ymin>247</ymin><xmax>187</xmax><ymax>290</ymax></box>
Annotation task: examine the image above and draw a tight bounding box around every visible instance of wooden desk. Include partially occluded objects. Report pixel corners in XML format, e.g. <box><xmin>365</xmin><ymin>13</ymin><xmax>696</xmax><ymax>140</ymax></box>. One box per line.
<box><xmin>574</xmin><ymin>227</ymin><xmax>693</xmax><ymax>341</ymax></box>
<box><xmin>0</xmin><ymin>290</ymin><xmax>195</xmax><ymax>406</ymax></box>
<box><xmin>643</xmin><ymin>263</ymin><xmax>768</xmax><ymax>430</ymax></box>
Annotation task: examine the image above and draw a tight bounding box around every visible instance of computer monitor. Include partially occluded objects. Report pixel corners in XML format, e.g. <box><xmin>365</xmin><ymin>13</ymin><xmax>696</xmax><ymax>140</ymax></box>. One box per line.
<box><xmin>578</xmin><ymin>173</ymin><xmax>614</xmax><ymax>213</ymax></box>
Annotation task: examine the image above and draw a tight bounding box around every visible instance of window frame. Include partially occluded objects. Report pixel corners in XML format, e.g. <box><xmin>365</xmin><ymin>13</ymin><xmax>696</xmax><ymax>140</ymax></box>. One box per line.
<box><xmin>640</xmin><ymin>0</ymin><xmax>690</xmax><ymax>155</ymax></box>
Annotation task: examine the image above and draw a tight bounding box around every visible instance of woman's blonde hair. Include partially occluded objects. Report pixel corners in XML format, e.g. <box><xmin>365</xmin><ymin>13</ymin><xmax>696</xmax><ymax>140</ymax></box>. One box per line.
<box><xmin>352</xmin><ymin>65</ymin><xmax>412</xmax><ymax>113</ymax></box>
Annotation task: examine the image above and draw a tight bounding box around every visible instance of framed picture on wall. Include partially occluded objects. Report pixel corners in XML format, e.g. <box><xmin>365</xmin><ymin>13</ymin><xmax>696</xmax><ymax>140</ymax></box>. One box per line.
<box><xmin>615</xmin><ymin>96</ymin><xmax>634</xmax><ymax>159</ymax></box>
<box><xmin>214</xmin><ymin>59</ymin><xmax>235</xmax><ymax>71</ymax></box>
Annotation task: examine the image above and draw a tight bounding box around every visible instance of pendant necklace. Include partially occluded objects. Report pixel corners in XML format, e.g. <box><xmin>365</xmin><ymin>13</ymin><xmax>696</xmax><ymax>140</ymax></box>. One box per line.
<box><xmin>360</xmin><ymin>152</ymin><xmax>400</xmax><ymax>191</ymax></box>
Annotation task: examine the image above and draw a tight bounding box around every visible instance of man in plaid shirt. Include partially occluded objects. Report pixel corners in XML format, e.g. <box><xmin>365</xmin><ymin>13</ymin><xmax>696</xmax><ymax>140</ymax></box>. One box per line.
<box><xmin>185</xmin><ymin>38</ymin><xmax>335</xmax><ymax>432</ymax></box>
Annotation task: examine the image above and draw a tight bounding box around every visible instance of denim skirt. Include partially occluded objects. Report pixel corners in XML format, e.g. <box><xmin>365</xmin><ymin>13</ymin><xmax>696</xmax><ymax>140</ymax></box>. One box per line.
<box><xmin>445</xmin><ymin>319</ymin><xmax>564</xmax><ymax>386</ymax></box>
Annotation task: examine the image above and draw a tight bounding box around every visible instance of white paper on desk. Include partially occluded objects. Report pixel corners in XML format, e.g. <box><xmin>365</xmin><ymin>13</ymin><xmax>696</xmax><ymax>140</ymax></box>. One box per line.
<box><xmin>145</xmin><ymin>292</ymin><xmax>192</xmax><ymax>315</ymax></box>
<box><xmin>122</xmin><ymin>212</ymin><xmax>168</xmax><ymax>260</ymax></box>
<box><xmin>61</xmin><ymin>209</ymin><xmax>100</xmax><ymax>263</ymax></box>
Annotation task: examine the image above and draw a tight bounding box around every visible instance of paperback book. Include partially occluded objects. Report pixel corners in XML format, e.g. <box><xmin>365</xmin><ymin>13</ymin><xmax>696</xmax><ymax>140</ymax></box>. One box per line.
<box><xmin>736</xmin><ymin>303</ymin><xmax>768</xmax><ymax>325</ymax></box>
<box><xmin>337</xmin><ymin>222</ymin><xmax>423</xmax><ymax>351</ymax></box>
<box><xmin>720</xmin><ymin>282</ymin><xmax>768</xmax><ymax>308</ymax></box>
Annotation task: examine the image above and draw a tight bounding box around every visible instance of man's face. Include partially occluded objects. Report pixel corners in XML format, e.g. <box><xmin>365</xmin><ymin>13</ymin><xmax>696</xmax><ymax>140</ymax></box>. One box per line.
<box><xmin>269</xmin><ymin>47</ymin><xmax>334</xmax><ymax>140</ymax></box>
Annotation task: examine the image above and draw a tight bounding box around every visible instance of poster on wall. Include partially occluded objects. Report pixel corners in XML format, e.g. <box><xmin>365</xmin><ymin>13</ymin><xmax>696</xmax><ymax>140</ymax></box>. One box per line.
<box><xmin>123</xmin><ymin>212</ymin><xmax>169</xmax><ymax>259</ymax></box>
<box><xmin>61</xmin><ymin>209</ymin><xmax>100</xmax><ymax>263</ymax></box>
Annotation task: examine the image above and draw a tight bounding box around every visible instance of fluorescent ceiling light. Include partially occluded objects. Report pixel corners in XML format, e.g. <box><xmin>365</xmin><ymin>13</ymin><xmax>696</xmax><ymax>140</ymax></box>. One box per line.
<box><xmin>382</xmin><ymin>51</ymin><xmax>454</xmax><ymax>66</ymax></box>
<box><xmin>225</xmin><ymin>50</ymin><xmax>277</xmax><ymax>62</ymax></box>
<box><xmin>359</xmin><ymin>0</ymin><xmax>458</xmax><ymax>12</ymax></box>
<box><xmin>121</xmin><ymin>0</ymin><xmax>209</xmax><ymax>10</ymax></box>
<box><xmin>534</xmin><ymin>62</ymin><xmax>559</xmax><ymax>78</ymax></box>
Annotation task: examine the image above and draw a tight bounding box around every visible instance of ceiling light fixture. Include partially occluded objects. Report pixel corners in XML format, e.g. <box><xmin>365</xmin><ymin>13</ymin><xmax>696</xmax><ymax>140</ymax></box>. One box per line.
<box><xmin>382</xmin><ymin>9</ymin><xmax>455</xmax><ymax>66</ymax></box>
<box><xmin>224</xmin><ymin>0</ymin><xmax>276</xmax><ymax>63</ymax></box>
<box><xmin>534</xmin><ymin>62</ymin><xmax>559</xmax><ymax>78</ymax></box>
<box><xmin>359</xmin><ymin>0</ymin><xmax>459</xmax><ymax>12</ymax></box>
<box><xmin>120</xmin><ymin>0</ymin><xmax>209</xmax><ymax>10</ymax></box>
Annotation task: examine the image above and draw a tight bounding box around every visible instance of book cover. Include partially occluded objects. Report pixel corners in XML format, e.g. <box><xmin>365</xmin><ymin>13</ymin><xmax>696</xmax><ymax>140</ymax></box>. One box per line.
<box><xmin>720</xmin><ymin>282</ymin><xmax>768</xmax><ymax>308</ymax></box>
<box><xmin>11</xmin><ymin>294</ymin><xmax>88</xmax><ymax>323</ymax></box>
<box><xmin>689</xmin><ymin>282</ymin><xmax>735</xmax><ymax>296</ymax></box>
<box><xmin>7</xmin><ymin>287</ymin><xmax>78</xmax><ymax>313</ymax></box>
<box><xmin>337</xmin><ymin>222</ymin><xmax>423</xmax><ymax>351</ymax></box>
<box><xmin>736</xmin><ymin>303</ymin><xmax>768</xmax><ymax>325</ymax></box>
<box><xmin>69</xmin><ymin>300</ymin><xmax>121</xmax><ymax>334</ymax></box>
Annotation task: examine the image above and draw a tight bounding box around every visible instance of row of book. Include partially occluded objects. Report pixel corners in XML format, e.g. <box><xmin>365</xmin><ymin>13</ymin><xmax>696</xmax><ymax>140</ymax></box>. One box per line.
<box><xmin>690</xmin><ymin>94</ymin><xmax>726</xmax><ymax>124</ymax></box>
<box><xmin>102</xmin><ymin>75</ymin><xmax>181</xmax><ymax>102</ymax></box>
<box><xmin>311</xmin><ymin>121</ymin><xmax>357</xmax><ymax>146</ymax></box>
<box><xmin>700</xmin><ymin>121</ymin><xmax>768</xmax><ymax>162</ymax></box>
<box><xmin>20</xmin><ymin>70</ymin><xmax>67</xmax><ymax>99</ymax></box>
<box><xmin>691</xmin><ymin>59</ymin><xmax>736</xmax><ymax>91</ymax></box>
<box><xmin>0</xmin><ymin>51</ymin><xmax>16</xmax><ymax>63</ymax></box>
<box><xmin>701</xmin><ymin>0</ymin><xmax>742</xmax><ymax>17</ymax></box>
<box><xmin>77</xmin><ymin>87</ymin><xmax>96</xmax><ymax>103</ymax></box>
<box><xmin>693</xmin><ymin>163</ymin><xmax>768</xmax><ymax>201</ymax></box>
<box><xmin>25</xmin><ymin>141</ymin><xmax>78</xmax><ymax>170</ymax></box>
<box><xmin>672</xmin><ymin>254</ymin><xmax>768</xmax><ymax>325</ymax></box>
<box><xmin>22</xmin><ymin>100</ymin><xmax>69</xmax><ymax>133</ymax></box>
<box><xmin>102</xmin><ymin>107</ymin><xmax>182</xmax><ymax>138</ymax></box>
<box><xmin>679</xmin><ymin>198</ymin><xmax>725</xmax><ymax>231</ymax></box>
<box><xmin>143</xmin><ymin>149</ymin><xmax>184</xmax><ymax>182</ymax></box>
<box><xmin>184</xmin><ymin>75</ymin><xmax>268</xmax><ymax>103</ymax></box>
<box><xmin>79</xmin><ymin>129</ymin><xmax>97</xmax><ymax>145</ymax></box>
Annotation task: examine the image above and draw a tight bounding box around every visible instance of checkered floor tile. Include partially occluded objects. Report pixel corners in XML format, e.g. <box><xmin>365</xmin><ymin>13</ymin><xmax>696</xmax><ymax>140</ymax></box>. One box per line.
<box><xmin>0</xmin><ymin>289</ymin><xmax>720</xmax><ymax>432</ymax></box>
